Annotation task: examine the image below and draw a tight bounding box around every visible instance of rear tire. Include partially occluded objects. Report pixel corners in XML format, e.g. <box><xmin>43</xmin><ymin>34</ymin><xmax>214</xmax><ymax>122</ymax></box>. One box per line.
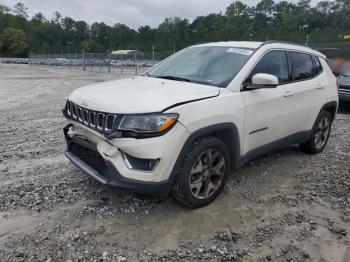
<box><xmin>300</xmin><ymin>110</ymin><xmax>332</xmax><ymax>154</ymax></box>
<box><xmin>171</xmin><ymin>136</ymin><xmax>231</xmax><ymax>208</ymax></box>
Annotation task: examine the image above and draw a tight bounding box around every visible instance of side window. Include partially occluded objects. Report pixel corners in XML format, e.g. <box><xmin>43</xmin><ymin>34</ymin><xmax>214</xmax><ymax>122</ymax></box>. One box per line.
<box><xmin>312</xmin><ymin>56</ymin><xmax>323</xmax><ymax>75</ymax></box>
<box><xmin>290</xmin><ymin>52</ymin><xmax>316</xmax><ymax>80</ymax></box>
<box><xmin>250</xmin><ymin>51</ymin><xmax>289</xmax><ymax>83</ymax></box>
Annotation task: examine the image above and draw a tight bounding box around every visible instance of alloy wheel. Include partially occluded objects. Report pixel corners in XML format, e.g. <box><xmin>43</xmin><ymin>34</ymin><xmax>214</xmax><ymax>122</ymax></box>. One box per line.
<box><xmin>189</xmin><ymin>149</ymin><xmax>225</xmax><ymax>200</ymax></box>
<box><xmin>314</xmin><ymin>117</ymin><xmax>330</xmax><ymax>149</ymax></box>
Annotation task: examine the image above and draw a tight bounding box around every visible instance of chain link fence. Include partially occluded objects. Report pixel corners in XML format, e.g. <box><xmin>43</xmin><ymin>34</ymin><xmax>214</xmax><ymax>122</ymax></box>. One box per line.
<box><xmin>310</xmin><ymin>42</ymin><xmax>350</xmax><ymax>59</ymax></box>
<box><xmin>11</xmin><ymin>41</ymin><xmax>350</xmax><ymax>76</ymax></box>
<box><xmin>28</xmin><ymin>51</ymin><xmax>174</xmax><ymax>76</ymax></box>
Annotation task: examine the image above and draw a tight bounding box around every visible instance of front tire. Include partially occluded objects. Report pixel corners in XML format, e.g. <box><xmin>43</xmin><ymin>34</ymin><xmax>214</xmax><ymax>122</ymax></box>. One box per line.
<box><xmin>171</xmin><ymin>136</ymin><xmax>231</xmax><ymax>208</ymax></box>
<box><xmin>300</xmin><ymin>110</ymin><xmax>332</xmax><ymax>154</ymax></box>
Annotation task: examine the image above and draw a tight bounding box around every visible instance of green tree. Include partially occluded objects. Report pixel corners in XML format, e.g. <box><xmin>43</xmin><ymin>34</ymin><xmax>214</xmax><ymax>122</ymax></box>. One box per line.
<box><xmin>32</xmin><ymin>12</ymin><xmax>46</xmax><ymax>23</ymax></box>
<box><xmin>0</xmin><ymin>27</ymin><xmax>28</xmax><ymax>56</ymax></box>
<box><xmin>51</xmin><ymin>11</ymin><xmax>62</xmax><ymax>24</ymax></box>
<box><xmin>1</xmin><ymin>0</ymin><xmax>350</xmax><ymax>56</ymax></box>
<box><xmin>13</xmin><ymin>2</ymin><xmax>28</xmax><ymax>18</ymax></box>
<box><xmin>0</xmin><ymin>4</ymin><xmax>11</xmax><ymax>14</ymax></box>
<box><xmin>226</xmin><ymin>1</ymin><xmax>250</xmax><ymax>17</ymax></box>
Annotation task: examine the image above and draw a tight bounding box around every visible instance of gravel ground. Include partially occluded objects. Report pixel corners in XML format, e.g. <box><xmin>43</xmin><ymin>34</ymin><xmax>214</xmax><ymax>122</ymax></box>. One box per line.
<box><xmin>0</xmin><ymin>64</ymin><xmax>349</xmax><ymax>262</ymax></box>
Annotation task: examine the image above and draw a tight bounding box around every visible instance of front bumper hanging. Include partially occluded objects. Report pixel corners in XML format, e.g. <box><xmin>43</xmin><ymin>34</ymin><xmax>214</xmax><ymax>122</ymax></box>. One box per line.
<box><xmin>63</xmin><ymin>125</ymin><xmax>171</xmax><ymax>196</ymax></box>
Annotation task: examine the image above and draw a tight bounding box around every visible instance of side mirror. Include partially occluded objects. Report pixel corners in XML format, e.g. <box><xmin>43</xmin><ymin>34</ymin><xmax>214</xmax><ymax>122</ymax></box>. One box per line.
<box><xmin>248</xmin><ymin>73</ymin><xmax>279</xmax><ymax>89</ymax></box>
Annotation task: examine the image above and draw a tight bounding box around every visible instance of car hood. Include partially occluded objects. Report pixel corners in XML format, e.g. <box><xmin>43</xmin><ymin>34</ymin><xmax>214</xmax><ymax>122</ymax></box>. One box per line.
<box><xmin>68</xmin><ymin>76</ymin><xmax>220</xmax><ymax>113</ymax></box>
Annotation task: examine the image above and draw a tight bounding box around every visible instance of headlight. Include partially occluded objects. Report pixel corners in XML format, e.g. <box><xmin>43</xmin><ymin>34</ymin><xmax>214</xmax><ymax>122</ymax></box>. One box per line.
<box><xmin>118</xmin><ymin>113</ymin><xmax>178</xmax><ymax>134</ymax></box>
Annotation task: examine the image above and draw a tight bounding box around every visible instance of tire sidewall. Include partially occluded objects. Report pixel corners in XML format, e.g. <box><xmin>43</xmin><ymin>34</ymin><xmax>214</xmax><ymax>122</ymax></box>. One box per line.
<box><xmin>310</xmin><ymin>110</ymin><xmax>332</xmax><ymax>153</ymax></box>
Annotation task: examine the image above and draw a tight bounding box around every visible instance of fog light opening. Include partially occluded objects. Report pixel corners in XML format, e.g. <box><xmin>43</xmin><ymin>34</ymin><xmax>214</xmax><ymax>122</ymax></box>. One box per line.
<box><xmin>120</xmin><ymin>151</ymin><xmax>159</xmax><ymax>172</ymax></box>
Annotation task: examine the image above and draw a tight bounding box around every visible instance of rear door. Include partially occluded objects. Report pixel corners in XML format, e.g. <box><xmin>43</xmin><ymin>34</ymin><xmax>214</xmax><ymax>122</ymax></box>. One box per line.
<box><xmin>242</xmin><ymin>50</ymin><xmax>295</xmax><ymax>155</ymax></box>
<box><xmin>287</xmin><ymin>52</ymin><xmax>327</xmax><ymax>134</ymax></box>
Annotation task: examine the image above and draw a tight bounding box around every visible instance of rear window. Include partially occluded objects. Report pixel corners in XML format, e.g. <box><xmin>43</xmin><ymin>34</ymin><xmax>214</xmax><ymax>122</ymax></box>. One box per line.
<box><xmin>290</xmin><ymin>52</ymin><xmax>315</xmax><ymax>80</ymax></box>
<box><xmin>312</xmin><ymin>56</ymin><xmax>323</xmax><ymax>75</ymax></box>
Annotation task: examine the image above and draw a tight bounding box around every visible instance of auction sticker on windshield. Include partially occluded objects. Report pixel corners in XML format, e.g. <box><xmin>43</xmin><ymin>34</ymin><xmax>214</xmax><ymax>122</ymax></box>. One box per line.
<box><xmin>226</xmin><ymin>48</ymin><xmax>253</xmax><ymax>56</ymax></box>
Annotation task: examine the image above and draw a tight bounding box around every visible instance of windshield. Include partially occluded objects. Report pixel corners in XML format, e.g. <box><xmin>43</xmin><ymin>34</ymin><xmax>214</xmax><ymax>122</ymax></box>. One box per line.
<box><xmin>147</xmin><ymin>46</ymin><xmax>255</xmax><ymax>87</ymax></box>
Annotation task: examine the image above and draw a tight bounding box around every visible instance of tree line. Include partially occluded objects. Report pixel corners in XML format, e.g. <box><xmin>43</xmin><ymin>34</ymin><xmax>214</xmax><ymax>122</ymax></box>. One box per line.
<box><xmin>0</xmin><ymin>0</ymin><xmax>349</xmax><ymax>57</ymax></box>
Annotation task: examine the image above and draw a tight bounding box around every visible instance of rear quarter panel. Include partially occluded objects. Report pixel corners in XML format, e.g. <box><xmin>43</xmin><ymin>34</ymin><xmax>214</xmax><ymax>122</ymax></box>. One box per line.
<box><xmin>321</xmin><ymin>58</ymin><xmax>339</xmax><ymax>110</ymax></box>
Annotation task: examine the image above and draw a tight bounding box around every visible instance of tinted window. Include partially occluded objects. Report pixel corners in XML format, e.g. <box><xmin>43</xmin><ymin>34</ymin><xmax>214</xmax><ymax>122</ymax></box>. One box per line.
<box><xmin>290</xmin><ymin>52</ymin><xmax>316</xmax><ymax>80</ymax></box>
<box><xmin>312</xmin><ymin>56</ymin><xmax>323</xmax><ymax>75</ymax></box>
<box><xmin>250</xmin><ymin>51</ymin><xmax>289</xmax><ymax>83</ymax></box>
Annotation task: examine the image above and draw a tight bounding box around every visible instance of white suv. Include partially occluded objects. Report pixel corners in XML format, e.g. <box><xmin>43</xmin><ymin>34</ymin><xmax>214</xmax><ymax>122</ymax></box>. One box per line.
<box><xmin>63</xmin><ymin>41</ymin><xmax>338</xmax><ymax>208</ymax></box>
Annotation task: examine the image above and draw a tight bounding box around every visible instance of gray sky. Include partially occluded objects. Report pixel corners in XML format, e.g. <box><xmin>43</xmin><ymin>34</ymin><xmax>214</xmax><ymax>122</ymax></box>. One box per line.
<box><xmin>1</xmin><ymin>0</ymin><xmax>266</xmax><ymax>29</ymax></box>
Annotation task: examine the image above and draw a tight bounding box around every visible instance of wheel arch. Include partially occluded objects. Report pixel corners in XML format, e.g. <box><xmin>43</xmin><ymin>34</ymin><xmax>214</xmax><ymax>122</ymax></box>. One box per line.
<box><xmin>169</xmin><ymin>123</ymin><xmax>241</xmax><ymax>185</ymax></box>
<box><xmin>321</xmin><ymin>101</ymin><xmax>338</xmax><ymax>122</ymax></box>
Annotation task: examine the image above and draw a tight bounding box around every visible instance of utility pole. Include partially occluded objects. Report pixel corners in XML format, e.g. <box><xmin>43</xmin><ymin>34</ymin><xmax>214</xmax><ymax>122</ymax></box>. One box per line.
<box><xmin>61</xmin><ymin>49</ymin><xmax>63</xmax><ymax>68</ymax></box>
<box><xmin>135</xmin><ymin>49</ymin><xmax>138</xmax><ymax>75</ymax></box>
<box><xmin>120</xmin><ymin>53</ymin><xmax>123</xmax><ymax>75</ymax></box>
<box><xmin>82</xmin><ymin>50</ymin><xmax>86</xmax><ymax>71</ymax></box>
<box><xmin>108</xmin><ymin>53</ymin><xmax>111</xmax><ymax>74</ymax></box>
<box><xmin>305</xmin><ymin>34</ymin><xmax>309</xmax><ymax>46</ymax></box>
<box><xmin>152</xmin><ymin>44</ymin><xmax>155</xmax><ymax>65</ymax></box>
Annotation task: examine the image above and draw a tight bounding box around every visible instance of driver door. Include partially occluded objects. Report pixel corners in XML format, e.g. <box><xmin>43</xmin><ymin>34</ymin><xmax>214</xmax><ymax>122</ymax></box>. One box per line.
<box><xmin>242</xmin><ymin>50</ymin><xmax>295</xmax><ymax>155</ymax></box>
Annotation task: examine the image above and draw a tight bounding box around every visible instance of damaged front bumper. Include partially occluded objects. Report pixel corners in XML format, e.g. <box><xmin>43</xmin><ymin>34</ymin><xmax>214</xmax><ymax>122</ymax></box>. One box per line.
<box><xmin>63</xmin><ymin>124</ymin><xmax>172</xmax><ymax>196</ymax></box>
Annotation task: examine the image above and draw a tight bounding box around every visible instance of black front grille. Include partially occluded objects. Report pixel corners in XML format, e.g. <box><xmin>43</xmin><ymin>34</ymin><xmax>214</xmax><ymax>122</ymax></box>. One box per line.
<box><xmin>339</xmin><ymin>85</ymin><xmax>350</xmax><ymax>96</ymax></box>
<box><xmin>63</xmin><ymin>100</ymin><xmax>121</xmax><ymax>136</ymax></box>
<box><xmin>70</xmin><ymin>143</ymin><xmax>109</xmax><ymax>176</ymax></box>
<box><xmin>339</xmin><ymin>85</ymin><xmax>350</xmax><ymax>90</ymax></box>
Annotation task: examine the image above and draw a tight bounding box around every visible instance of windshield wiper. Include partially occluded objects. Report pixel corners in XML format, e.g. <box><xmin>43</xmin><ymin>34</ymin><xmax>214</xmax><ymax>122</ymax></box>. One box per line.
<box><xmin>155</xmin><ymin>75</ymin><xmax>192</xmax><ymax>82</ymax></box>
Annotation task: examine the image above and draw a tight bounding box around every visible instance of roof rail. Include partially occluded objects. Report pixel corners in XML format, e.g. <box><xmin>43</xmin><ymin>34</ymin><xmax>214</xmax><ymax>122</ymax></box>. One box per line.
<box><xmin>258</xmin><ymin>40</ymin><xmax>325</xmax><ymax>58</ymax></box>
<box><xmin>261</xmin><ymin>40</ymin><xmax>306</xmax><ymax>47</ymax></box>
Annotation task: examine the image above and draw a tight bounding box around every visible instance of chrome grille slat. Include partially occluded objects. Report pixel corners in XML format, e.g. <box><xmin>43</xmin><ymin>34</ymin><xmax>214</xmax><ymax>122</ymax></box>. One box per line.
<box><xmin>83</xmin><ymin>110</ymin><xmax>89</xmax><ymax>125</ymax></box>
<box><xmin>70</xmin><ymin>102</ymin><xmax>74</xmax><ymax>118</ymax></box>
<box><xmin>77</xmin><ymin>108</ymin><xmax>83</xmax><ymax>123</ymax></box>
<box><xmin>339</xmin><ymin>85</ymin><xmax>350</xmax><ymax>90</ymax></box>
<box><xmin>66</xmin><ymin>101</ymin><xmax>71</xmax><ymax>116</ymax></box>
<box><xmin>97</xmin><ymin>113</ymin><xmax>105</xmax><ymax>131</ymax></box>
<box><xmin>71</xmin><ymin>104</ymin><xmax>76</xmax><ymax>119</ymax></box>
<box><xmin>105</xmin><ymin>114</ymin><xmax>116</xmax><ymax>132</ymax></box>
<box><xmin>64</xmin><ymin>101</ymin><xmax>119</xmax><ymax>136</ymax></box>
<box><xmin>339</xmin><ymin>85</ymin><xmax>350</xmax><ymax>95</ymax></box>
<box><xmin>89</xmin><ymin>112</ymin><xmax>96</xmax><ymax>128</ymax></box>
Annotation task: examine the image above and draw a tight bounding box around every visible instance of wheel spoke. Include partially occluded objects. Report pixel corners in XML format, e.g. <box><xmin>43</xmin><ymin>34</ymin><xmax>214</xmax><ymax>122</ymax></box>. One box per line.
<box><xmin>190</xmin><ymin>179</ymin><xmax>204</xmax><ymax>197</ymax></box>
<box><xmin>314</xmin><ymin>133</ymin><xmax>319</xmax><ymax>144</ymax></box>
<box><xmin>191</xmin><ymin>158</ymin><xmax>204</xmax><ymax>175</ymax></box>
<box><xmin>323</xmin><ymin>123</ymin><xmax>329</xmax><ymax>131</ymax></box>
<box><xmin>203</xmin><ymin>182</ymin><xmax>217</xmax><ymax>198</ymax></box>
<box><xmin>212</xmin><ymin>158</ymin><xmax>225</xmax><ymax>176</ymax></box>
<box><xmin>322</xmin><ymin>119</ymin><xmax>329</xmax><ymax>131</ymax></box>
<box><xmin>206</xmin><ymin>150</ymin><xmax>219</xmax><ymax>167</ymax></box>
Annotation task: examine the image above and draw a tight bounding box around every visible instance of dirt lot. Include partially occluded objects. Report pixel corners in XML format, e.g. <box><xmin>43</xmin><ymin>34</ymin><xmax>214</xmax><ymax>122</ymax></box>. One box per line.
<box><xmin>0</xmin><ymin>64</ymin><xmax>349</xmax><ymax>262</ymax></box>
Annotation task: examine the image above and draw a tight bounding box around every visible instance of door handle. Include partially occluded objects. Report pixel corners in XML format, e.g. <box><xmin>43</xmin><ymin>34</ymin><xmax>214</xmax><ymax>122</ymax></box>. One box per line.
<box><xmin>316</xmin><ymin>85</ymin><xmax>325</xmax><ymax>90</ymax></box>
<box><xmin>283</xmin><ymin>91</ymin><xmax>294</xmax><ymax>97</ymax></box>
